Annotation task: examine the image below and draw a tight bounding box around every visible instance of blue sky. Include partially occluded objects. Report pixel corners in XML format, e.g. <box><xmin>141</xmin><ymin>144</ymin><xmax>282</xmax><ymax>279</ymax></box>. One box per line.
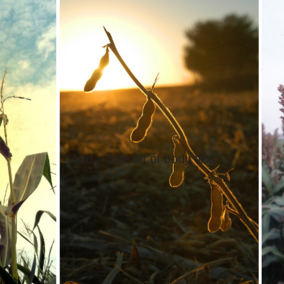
<box><xmin>0</xmin><ymin>0</ymin><xmax>56</xmax><ymax>87</ymax></box>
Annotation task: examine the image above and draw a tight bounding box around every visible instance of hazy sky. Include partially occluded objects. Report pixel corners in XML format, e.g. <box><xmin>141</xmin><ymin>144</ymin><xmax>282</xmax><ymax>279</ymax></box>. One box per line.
<box><xmin>60</xmin><ymin>0</ymin><xmax>258</xmax><ymax>91</ymax></box>
<box><xmin>0</xmin><ymin>0</ymin><xmax>56</xmax><ymax>271</ymax></box>
<box><xmin>262</xmin><ymin>0</ymin><xmax>284</xmax><ymax>134</ymax></box>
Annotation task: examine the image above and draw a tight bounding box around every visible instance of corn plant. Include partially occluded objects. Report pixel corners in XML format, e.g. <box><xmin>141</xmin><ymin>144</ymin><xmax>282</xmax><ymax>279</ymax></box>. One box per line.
<box><xmin>0</xmin><ymin>69</ymin><xmax>55</xmax><ymax>283</ymax></box>
<box><xmin>84</xmin><ymin>27</ymin><xmax>258</xmax><ymax>243</ymax></box>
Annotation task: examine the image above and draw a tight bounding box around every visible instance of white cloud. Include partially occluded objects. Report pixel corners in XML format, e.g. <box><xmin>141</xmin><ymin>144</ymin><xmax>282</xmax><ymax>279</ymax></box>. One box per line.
<box><xmin>37</xmin><ymin>23</ymin><xmax>56</xmax><ymax>60</ymax></box>
<box><xmin>18</xmin><ymin>60</ymin><xmax>30</xmax><ymax>70</ymax></box>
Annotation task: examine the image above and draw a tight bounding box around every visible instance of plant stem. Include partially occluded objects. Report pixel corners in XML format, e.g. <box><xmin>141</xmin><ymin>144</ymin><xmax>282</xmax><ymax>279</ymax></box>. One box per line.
<box><xmin>11</xmin><ymin>218</ymin><xmax>18</xmax><ymax>281</ymax></box>
<box><xmin>1</xmin><ymin>69</ymin><xmax>17</xmax><ymax>280</ymax></box>
<box><xmin>103</xmin><ymin>27</ymin><xmax>258</xmax><ymax>242</ymax></box>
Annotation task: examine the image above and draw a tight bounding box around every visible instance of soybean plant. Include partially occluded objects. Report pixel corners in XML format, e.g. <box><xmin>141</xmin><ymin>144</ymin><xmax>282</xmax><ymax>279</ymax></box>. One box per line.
<box><xmin>84</xmin><ymin>27</ymin><xmax>258</xmax><ymax>243</ymax></box>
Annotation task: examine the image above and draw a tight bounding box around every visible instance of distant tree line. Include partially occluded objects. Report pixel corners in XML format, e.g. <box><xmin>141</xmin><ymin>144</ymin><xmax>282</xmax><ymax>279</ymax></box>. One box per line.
<box><xmin>184</xmin><ymin>14</ymin><xmax>258</xmax><ymax>91</ymax></box>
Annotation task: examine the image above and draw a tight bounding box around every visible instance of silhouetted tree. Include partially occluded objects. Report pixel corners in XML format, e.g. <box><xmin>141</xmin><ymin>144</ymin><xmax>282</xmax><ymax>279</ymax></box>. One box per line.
<box><xmin>184</xmin><ymin>14</ymin><xmax>258</xmax><ymax>86</ymax></box>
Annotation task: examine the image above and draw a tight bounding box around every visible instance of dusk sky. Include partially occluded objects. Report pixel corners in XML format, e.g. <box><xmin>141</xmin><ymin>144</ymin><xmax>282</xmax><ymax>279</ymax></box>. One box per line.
<box><xmin>0</xmin><ymin>0</ymin><xmax>56</xmax><ymax>270</ymax></box>
<box><xmin>262</xmin><ymin>0</ymin><xmax>284</xmax><ymax>134</ymax></box>
<box><xmin>60</xmin><ymin>0</ymin><xmax>258</xmax><ymax>91</ymax></box>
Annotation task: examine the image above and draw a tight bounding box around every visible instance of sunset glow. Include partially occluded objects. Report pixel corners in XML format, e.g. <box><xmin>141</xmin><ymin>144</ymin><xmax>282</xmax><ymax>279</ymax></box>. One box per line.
<box><xmin>60</xmin><ymin>0</ymin><xmax>257</xmax><ymax>91</ymax></box>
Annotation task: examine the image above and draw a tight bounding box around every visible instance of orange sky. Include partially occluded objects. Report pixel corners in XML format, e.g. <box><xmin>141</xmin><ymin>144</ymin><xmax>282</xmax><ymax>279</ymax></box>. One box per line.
<box><xmin>60</xmin><ymin>0</ymin><xmax>258</xmax><ymax>91</ymax></box>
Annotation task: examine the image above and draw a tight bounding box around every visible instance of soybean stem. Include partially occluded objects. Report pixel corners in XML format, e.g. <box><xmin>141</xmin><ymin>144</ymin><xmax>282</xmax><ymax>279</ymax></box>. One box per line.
<box><xmin>103</xmin><ymin>27</ymin><xmax>258</xmax><ymax>242</ymax></box>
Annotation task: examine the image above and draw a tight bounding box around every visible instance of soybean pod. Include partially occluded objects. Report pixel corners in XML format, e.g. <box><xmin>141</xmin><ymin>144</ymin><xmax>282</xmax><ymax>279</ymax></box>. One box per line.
<box><xmin>169</xmin><ymin>137</ymin><xmax>188</xmax><ymax>187</ymax></box>
<box><xmin>130</xmin><ymin>97</ymin><xmax>156</xmax><ymax>143</ymax></box>
<box><xmin>98</xmin><ymin>47</ymin><xmax>109</xmax><ymax>71</ymax></box>
<box><xmin>207</xmin><ymin>183</ymin><xmax>223</xmax><ymax>233</ymax></box>
<box><xmin>220</xmin><ymin>205</ymin><xmax>232</xmax><ymax>232</ymax></box>
<box><xmin>84</xmin><ymin>69</ymin><xmax>102</xmax><ymax>92</ymax></box>
<box><xmin>84</xmin><ymin>46</ymin><xmax>109</xmax><ymax>93</ymax></box>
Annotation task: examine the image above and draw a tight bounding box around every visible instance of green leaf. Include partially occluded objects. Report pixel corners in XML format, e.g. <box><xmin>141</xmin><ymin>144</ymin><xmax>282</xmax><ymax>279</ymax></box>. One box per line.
<box><xmin>17</xmin><ymin>264</ymin><xmax>41</xmax><ymax>284</ymax></box>
<box><xmin>0</xmin><ymin>205</ymin><xmax>13</xmax><ymax>267</ymax></box>
<box><xmin>28</xmin><ymin>254</ymin><xmax>36</xmax><ymax>284</ymax></box>
<box><xmin>7</xmin><ymin>153</ymin><xmax>51</xmax><ymax>215</ymax></box>
<box><xmin>262</xmin><ymin>229</ymin><xmax>282</xmax><ymax>245</ymax></box>
<box><xmin>271</xmin><ymin>196</ymin><xmax>284</xmax><ymax>206</ymax></box>
<box><xmin>18</xmin><ymin>232</ymin><xmax>33</xmax><ymax>247</ymax></box>
<box><xmin>0</xmin><ymin>136</ymin><xmax>12</xmax><ymax>160</ymax></box>
<box><xmin>262</xmin><ymin>164</ymin><xmax>273</xmax><ymax>195</ymax></box>
<box><xmin>46</xmin><ymin>276</ymin><xmax>56</xmax><ymax>284</ymax></box>
<box><xmin>0</xmin><ymin>266</ymin><xmax>17</xmax><ymax>284</ymax></box>
<box><xmin>262</xmin><ymin>245</ymin><xmax>284</xmax><ymax>265</ymax></box>
<box><xmin>43</xmin><ymin>153</ymin><xmax>53</xmax><ymax>189</ymax></box>
<box><xmin>262</xmin><ymin>212</ymin><xmax>270</xmax><ymax>235</ymax></box>
<box><xmin>262</xmin><ymin>254</ymin><xmax>278</xmax><ymax>267</ymax></box>
<box><xmin>33</xmin><ymin>211</ymin><xmax>56</xmax><ymax>231</ymax></box>
<box><xmin>273</xmin><ymin>179</ymin><xmax>284</xmax><ymax>194</ymax></box>
<box><xmin>37</xmin><ymin>226</ymin><xmax>45</xmax><ymax>274</ymax></box>
<box><xmin>268</xmin><ymin>207</ymin><xmax>284</xmax><ymax>223</ymax></box>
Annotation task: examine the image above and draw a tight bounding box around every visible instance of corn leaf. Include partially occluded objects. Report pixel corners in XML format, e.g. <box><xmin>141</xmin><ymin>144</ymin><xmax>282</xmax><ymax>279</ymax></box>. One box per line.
<box><xmin>0</xmin><ymin>266</ymin><xmax>17</xmax><ymax>284</ymax></box>
<box><xmin>17</xmin><ymin>264</ymin><xmax>41</xmax><ymax>284</ymax></box>
<box><xmin>33</xmin><ymin>210</ymin><xmax>56</xmax><ymax>230</ymax></box>
<box><xmin>7</xmin><ymin>153</ymin><xmax>52</xmax><ymax>215</ymax></box>
<box><xmin>0</xmin><ymin>205</ymin><xmax>12</xmax><ymax>267</ymax></box>
<box><xmin>37</xmin><ymin>225</ymin><xmax>45</xmax><ymax>273</ymax></box>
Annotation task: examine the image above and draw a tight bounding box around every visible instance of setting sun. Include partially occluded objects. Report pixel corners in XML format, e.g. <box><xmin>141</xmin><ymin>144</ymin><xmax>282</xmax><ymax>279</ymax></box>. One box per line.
<box><xmin>60</xmin><ymin>0</ymin><xmax>258</xmax><ymax>92</ymax></box>
<box><xmin>60</xmin><ymin>3</ymin><xmax>193</xmax><ymax>91</ymax></box>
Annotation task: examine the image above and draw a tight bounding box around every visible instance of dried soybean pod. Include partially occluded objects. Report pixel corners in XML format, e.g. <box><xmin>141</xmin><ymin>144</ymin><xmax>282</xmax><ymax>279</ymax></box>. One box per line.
<box><xmin>130</xmin><ymin>98</ymin><xmax>155</xmax><ymax>143</ymax></box>
<box><xmin>84</xmin><ymin>69</ymin><xmax>103</xmax><ymax>92</ymax></box>
<box><xmin>169</xmin><ymin>137</ymin><xmax>188</xmax><ymax>187</ymax></box>
<box><xmin>98</xmin><ymin>47</ymin><xmax>109</xmax><ymax>71</ymax></box>
<box><xmin>220</xmin><ymin>206</ymin><xmax>232</xmax><ymax>232</ymax></box>
<box><xmin>207</xmin><ymin>183</ymin><xmax>223</xmax><ymax>233</ymax></box>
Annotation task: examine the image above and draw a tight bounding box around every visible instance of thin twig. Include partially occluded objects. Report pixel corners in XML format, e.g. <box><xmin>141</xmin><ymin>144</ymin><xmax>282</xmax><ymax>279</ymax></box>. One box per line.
<box><xmin>3</xmin><ymin>96</ymin><xmax>31</xmax><ymax>103</ymax></box>
<box><xmin>151</xmin><ymin>73</ymin><xmax>159</xmax><ymax>91</ymax></box>
<box><xmin>103</xmin><ymin>27</ymin><xmax>258</xmax><ymax>243</ymax></box>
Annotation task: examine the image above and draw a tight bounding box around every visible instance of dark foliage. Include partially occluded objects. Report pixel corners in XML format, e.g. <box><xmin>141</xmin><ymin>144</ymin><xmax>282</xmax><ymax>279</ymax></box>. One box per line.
<box><xmin>184</xmin><ymin>14</ymin><xmax>258</xmax><ymax>90</ymax></box>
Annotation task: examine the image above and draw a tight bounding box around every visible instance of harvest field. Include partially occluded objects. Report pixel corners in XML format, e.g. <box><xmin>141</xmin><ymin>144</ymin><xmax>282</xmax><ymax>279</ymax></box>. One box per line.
<box><xmin>60</xmin><ymin>86</ymin><xmax>258</xmax><ymax>283</ymax></box>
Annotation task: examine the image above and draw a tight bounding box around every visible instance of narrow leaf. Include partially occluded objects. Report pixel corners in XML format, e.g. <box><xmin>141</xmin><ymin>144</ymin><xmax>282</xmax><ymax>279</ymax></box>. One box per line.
<box><xmin>0</xmin><ymin>266</ymin><xmax>17</xmax><ymax>284</ymax></box>
<box><xmin>37</xmin><ymin>226</ymin><xmax>45</xmax><ymax>273</ymax></box>
<box><xmin>17</xmin><ymin>264</ymin><xmax>41</xmax><ymax>284</ymax></box>
<box><xmin>0</xmin><ymin>136</ymin><xmax>12</xmax><ymax>160</ymax></box>
<box><xmin>28</xmin><ymin>254</ymin><xmax>36</xmax><ymax>284</ymax></box>
<box><xmin>18</xmin><ymin>231</ymin><xmax>33</xmax><ymax>247</ymax></box>
<box><xmin>33</xmin><ymin>211</ymin><xmax>56</xmax><ymax>230</ymax></box>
